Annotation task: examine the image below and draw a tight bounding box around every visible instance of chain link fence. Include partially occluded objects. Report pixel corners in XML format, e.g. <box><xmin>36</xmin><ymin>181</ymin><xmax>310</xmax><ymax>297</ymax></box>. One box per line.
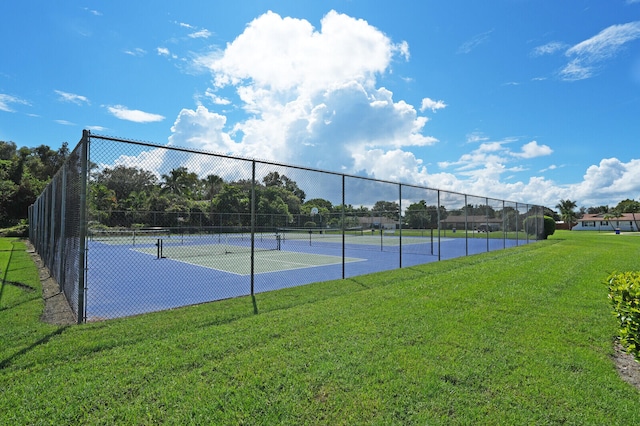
<box><xmin>29</xmin><ymin>131</ymin><xmax>545</xmax><ymax>322</ymax></box>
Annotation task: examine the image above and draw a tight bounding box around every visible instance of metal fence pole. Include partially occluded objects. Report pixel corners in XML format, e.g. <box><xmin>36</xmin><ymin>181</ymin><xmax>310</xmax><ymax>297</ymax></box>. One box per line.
<box><xmin>250</xmin><ymin>160</ymin><xmax>256</xmax><ymax>296</ymax></box>
<box><xmin>77</xmin><ymin>130</ymin><xmax>89</xmax><ymax>324</ymax></box>
<box><xmin>464</xmin><ymin>194</ymin><xmax>468</xmax><ymax>256</ymax></box>
<box><xmin>399</xmin><ymin>184</ymin><xmax>402</xmax><ymax>269</ymax></box>
<box><xmin>437</xmin><ymin>190</ymin><xmax>441</xmax><ymax>261</ymax></box>
<box><xmin>342</xmin><ymin>174</ymin><xmax>345</xmax><ymax>279</ymax></box>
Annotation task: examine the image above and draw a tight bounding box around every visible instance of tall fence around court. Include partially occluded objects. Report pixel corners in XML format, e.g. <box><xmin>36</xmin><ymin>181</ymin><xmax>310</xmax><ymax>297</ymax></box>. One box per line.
<box><xmin>29</xmin><ymin>131</ymin><xmax>545</xmax><ymax>323</ymax></box>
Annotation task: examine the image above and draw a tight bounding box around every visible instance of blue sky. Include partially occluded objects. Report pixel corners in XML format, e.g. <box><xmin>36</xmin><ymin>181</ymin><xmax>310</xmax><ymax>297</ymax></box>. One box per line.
<box><xmin>1</xmin><ymin>1</ymin><xmax>640</xmax><ymax>209</ymax></box>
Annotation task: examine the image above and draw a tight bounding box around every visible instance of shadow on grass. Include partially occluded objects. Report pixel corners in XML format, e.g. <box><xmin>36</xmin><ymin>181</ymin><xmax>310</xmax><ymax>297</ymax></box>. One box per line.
<box><xmin>0</xmin><ymin>240</ymin><xmax>17</xmax><ymax>309</ymax></box>
<box><xmin>0</xmin><ymin>326</ymin><xmax>69</xmax><ymax>370</ymax></box>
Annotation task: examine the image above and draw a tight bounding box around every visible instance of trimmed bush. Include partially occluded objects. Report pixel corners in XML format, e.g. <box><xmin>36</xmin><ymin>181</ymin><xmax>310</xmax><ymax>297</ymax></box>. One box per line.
<box><xmin>523</xmin><ymin>215</ymin><xmax>555</xmax><ymax>239</ymax></box>
<box><xmin>607</xmin><ymin>271</ymin><xmax>640</xmax><ymax>361</ymax></box>
<box><xmin>543</xmin><ymin>215</ymin><xmax>556</xmax><ymax>238</ymax></box>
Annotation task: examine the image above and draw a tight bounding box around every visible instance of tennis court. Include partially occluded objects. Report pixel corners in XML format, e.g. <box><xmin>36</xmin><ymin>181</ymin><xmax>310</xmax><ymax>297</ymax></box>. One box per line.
<box><xmin>83</xmin><ymin>227</ymin><xmax>533</xmax><ymax>320</ymax></box>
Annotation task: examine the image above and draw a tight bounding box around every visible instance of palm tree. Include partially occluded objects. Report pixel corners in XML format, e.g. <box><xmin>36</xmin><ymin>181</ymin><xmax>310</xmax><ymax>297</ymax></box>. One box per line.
<box><xmin>603</xmin><ymin>210</ymin><xmax>623</xmax><ymax>232</ymax></box>
<box><xmin>556</xmin><ymin>199</ymin><xmax>578</xmax><ymax>230</ymax></box>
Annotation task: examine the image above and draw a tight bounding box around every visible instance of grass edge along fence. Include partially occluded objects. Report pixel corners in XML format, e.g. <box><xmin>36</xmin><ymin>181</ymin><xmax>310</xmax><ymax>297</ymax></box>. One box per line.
<box><xmin>29</xmin><ymin>130</ymin><xmax>545</xmax><ymax>323</ymax></box>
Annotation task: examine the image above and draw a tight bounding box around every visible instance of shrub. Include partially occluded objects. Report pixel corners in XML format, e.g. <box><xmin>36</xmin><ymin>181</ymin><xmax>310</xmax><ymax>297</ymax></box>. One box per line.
<box><xmin>543</xmin><ymin>215</ymin><xmax>556</xmax><ymax>238</ymax></box>
<box><xmin>304</xmin><ymin>221</ymin><xmax>317</xmax><ymax>228</ymax></box>
<box><xmin>607</xmin><ymin>271</ymin><xmax>640</xmax><ymax>361</ymax></box>
<box><xmin>523</xmin><ymin>215</ymin><xmax>555</xmax><ymax>239</ymax></box>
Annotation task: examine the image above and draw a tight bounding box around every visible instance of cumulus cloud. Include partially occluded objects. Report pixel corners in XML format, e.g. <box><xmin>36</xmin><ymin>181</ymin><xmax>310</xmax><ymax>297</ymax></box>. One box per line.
<box><xmin>136</xmin><ymin>10</ymin><xmax>640</xmax><ymax>209</ymax></box>
<box><xmin>565</xmin><ymin>158</ymin><xmax>640</xmax><ymax>206</ymax></box>
<box><xmin>512</xmin><ymin>141</ymin><xmax>553</xmax><ymax>159</ymax></box>
<box><xmin>168</xmin><ymin>10</ymin><xmax>434</xmax><ymax>174</ymax></box>
<box><xmin>561</xmin><ymin>21</ymin><xmax>640</xmax><ymax>81</ymax></box>
<box><xmin>420</xmin><ymin>97</ymin><xmax>447</xmax><ymax>112</ymax></box>
<box><xmin>107</xmin><ymin>105</ymin><xmax>165</xmax><ymax>123</ymax></box>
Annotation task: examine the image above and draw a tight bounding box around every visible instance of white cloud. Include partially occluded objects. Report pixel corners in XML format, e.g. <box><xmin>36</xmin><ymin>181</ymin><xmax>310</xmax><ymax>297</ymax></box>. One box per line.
<box><xmin>466</xmin><ymin>132</ymin><xmax>490</xmax><ymax>144</ymax></box>
<box><xmin>54</xmin><ymin>119</ymin><xmax>75</xmax><ymax>126</ymax></box>
<box><xmin>568</xmin><ymin>158</ymin><xmax>640</xmax><ymax>206</ymax></box>
<box><xmin>457</xmin><ymin>30</ymin><xmax>493</xmax><ymax>54</ymax></box>
<box><xmin>0</xmin><ymin>94</ymin><xmax>29</xmax><ymax>112</ymax></box>
<box><xmin>420</xmin><ymin>97</ymin><xmax>447</xmax><ymax>112</ymax></box>
<box><xmin>188</xmin><ymin>29</ymin><xmax>212</xmax><ymax>39</ymax></box>
<box><xmin>561</xmin><ymin>21</ymin><xmax>640</xmax><ymax>81</ymax></box>
<box><xmin>157</xmin><ymin>47</ymin><xmax>170</xmax><ymax>56</ymax></box>
<box><xmin>531</xmin><ymin>41</ymin><xmax>567</xmax><ymax>57</ymax></box>
<box><xmin>159</xmin><ymin>10</ymin><xmax>640</xmax><ymax>209</ymax></box>
<box><xmin>179</xmin><ymin>10</ymin><xmax>428</xmax><ymax>173</ymax></box>
<box><xmin>204</xmin><ymin>89</ymin><xmax>231</xmax><ymax>105</ymax></box>
<box><xmin>110</xmin><ymin>148</ymin><xmax>168</xmax><ymax>180</ymax></box>
<box><xmin>124</xmin><ymin>48</ymin><xmax>146</xmax><ymax>57</ymax></box>
<box><xmin>107</xmin><ymin>105</ymin><xmax>165</xmax><ymax>123</ymax></box>
<box><xmin>84</xmin><ymin>8</ymin><xmax>102</xmax><ymax>16</ymax></box>
<box><xmin>55</xmin><ymin>90</ymin><xmax>90</xmax><ymax>106</ymax></box>
<box><xmin>512</xmin><ymin>140</ymin><xmax>553</xmax><ymax>159</ymax></box>
<box><xmin>169</xmin><ymin>105</ymin><xmax>236</xmax><ymax>152</ymax></box>
<box><xmin>206</xmin><ymin>10</ymin><xmax>405</xmax><ymax>95</ymax></box>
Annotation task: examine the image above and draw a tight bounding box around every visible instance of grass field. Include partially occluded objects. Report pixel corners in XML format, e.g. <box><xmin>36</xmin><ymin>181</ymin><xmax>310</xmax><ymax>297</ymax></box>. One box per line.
<box><xmin>2</xmin><ymin>231</ymin><xmax>640</xmax><ymax>424</ymax></box>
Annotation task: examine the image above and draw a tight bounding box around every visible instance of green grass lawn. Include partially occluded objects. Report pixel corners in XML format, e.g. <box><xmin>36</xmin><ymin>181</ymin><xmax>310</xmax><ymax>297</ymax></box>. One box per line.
<box><xmin>2</xmin><ymin>231</ymin><xmax>640</xmax><ymax>424</ymax></box>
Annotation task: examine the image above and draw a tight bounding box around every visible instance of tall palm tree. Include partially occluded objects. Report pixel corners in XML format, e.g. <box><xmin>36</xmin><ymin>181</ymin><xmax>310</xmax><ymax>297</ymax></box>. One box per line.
<box><xmin>555</xmin><ymin>199</ymin><xmax>577</xmax><ymax>230</ymax></box>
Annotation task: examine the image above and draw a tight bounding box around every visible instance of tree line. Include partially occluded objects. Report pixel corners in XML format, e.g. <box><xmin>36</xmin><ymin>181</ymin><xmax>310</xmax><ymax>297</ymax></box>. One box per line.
<box><xmin>5</xmin><ymin>140</ymin><xmax>640</xmax><ymax>232</ymax></box>
<box><xmin>0</xmin><ymin>141</ymin><xmax>69</xmax><ymax>227</ymax></box>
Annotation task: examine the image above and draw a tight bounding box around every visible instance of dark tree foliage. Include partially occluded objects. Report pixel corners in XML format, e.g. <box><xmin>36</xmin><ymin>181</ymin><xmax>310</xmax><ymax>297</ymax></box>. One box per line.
<box><xmin>0</xmin><ymin>141</ymin><xmax>68</xmax><ymax>226</ymax></box>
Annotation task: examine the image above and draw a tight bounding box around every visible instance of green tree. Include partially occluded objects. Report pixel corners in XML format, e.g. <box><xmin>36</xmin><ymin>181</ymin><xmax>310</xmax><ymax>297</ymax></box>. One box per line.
<box><xmin>614</xmin><ymin>199</ymin><xmax>640</xmax><ymax>231</ymax></box>
<box><xmin>95</xmin><ymin>165</ymin><xmax>157</xmax><ymax>204</ymax></box>
<box><xmin>263</xmin><ymin>172</ymin><xmax>306</xmax><ymax>203</ymax></box>
<box><xmin>161</xmin><ymin>167</ymin><xmax>199</xmax><ymax>198</ymax></box>
<box><xmin>556</xmin><ymin>199</ymin><xmax>578</xmax><ymax>229</ymax></box>
<box><xmin>372</xmin><ymin>200</ymin><xmax>399</xmax><ymax>219</ymax></box>
<box><xmin>405</xmin><ymin>200</ymin><xmax>440</xmax><ymax>229</ymax></box>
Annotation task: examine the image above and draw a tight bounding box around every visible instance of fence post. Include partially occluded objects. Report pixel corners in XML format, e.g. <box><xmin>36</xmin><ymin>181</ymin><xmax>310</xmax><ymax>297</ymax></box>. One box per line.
<box><xmin>342</xmin><ymin>175</ymin><xmax>345</xmax><ymax>279</ymax></box>
<box><xmin>437</xmin><ymin>190</ymin><xmax>441</xmax><ymax>261</ymax></box>
<box><xmin>56</xmin><ymin>165</ymin><xmax>67</xmax><ymax>285</ymax></box>
<box><xmin>250</xmin><ymin>160</ymin><xmax>255</xmax><ymax>296</ymax></box>
<box><xmin>398</xmin><ymin>184</ymin><xmax>402</xmax><ymax>269</ymax></box>
<box><xmin>485</xmin><ymin>197</ymin><xmax>490</xmax><ymax>253</ymax></box>
<box><xmin>77</xmin><ymin>130</ymin><xmax>90</xmax><ymax>324</ymax></box>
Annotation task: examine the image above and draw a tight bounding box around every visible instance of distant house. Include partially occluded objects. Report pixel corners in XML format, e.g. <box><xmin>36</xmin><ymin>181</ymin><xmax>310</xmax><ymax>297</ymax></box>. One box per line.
<box><xmin>440</xmin><ymin>215</ymin><xmax>502</xmax><ymax>231</ymax></box>
<box><xmin>357</xmin><ymin>216</ymin><xmax>399</xmax><ymax>230</ymax></box>
<box><xmin>572</xmin><ymin>213</ymin><xmax>640</xmax><ymax>232</ymax></box>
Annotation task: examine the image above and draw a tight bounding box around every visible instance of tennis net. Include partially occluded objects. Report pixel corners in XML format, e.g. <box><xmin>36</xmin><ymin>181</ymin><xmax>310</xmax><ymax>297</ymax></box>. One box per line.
<box><xmin>156</xmin><ymin>232</ymin><xmax>281</xmax><ymax>260</ymax></box>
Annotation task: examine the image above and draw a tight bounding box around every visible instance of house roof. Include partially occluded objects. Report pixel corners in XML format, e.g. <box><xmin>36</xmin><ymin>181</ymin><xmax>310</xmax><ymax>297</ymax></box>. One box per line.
<box><xmin>577</xmin><ymin>213</ymin><xmax>640</xmax><ymax>222</ymax></box>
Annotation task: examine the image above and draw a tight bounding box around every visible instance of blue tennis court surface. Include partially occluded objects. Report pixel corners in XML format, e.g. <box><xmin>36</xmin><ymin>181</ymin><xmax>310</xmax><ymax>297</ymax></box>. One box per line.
<box><xmin>85</xmin><ymin>233</ymin><xmax>535</xmax><ymax>320</ymax></box>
